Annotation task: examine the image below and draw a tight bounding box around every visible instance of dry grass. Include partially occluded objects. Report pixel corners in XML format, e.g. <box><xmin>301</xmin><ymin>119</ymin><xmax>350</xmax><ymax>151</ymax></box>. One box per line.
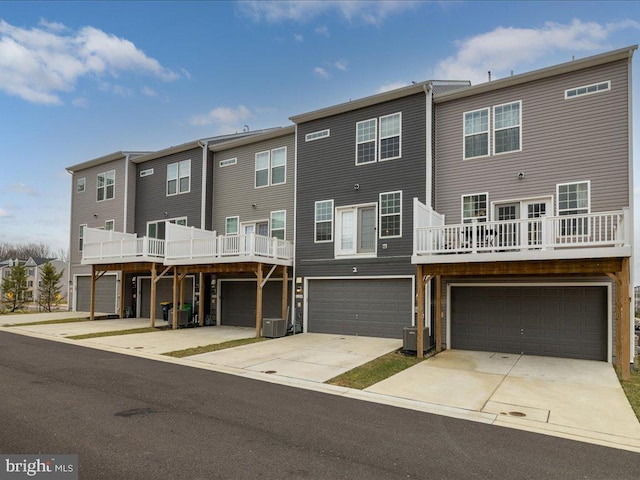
<box><xmin>4</xmin><ymin>317</ymin><xmax>91</xmax><ymax>327</ymax></box>
<box><xmin>68</xmin><ymin>326</ymin><xmax>170</xmax><ymax>340</ymax></box>
<box><xmin>163</xmin><ymin>337</ymin><xmax>269</xmax><ymax>357</ymax></box>
<box><xmin>619</xmin><ymin>362</ymin><xmax>640</xmax><ymax>422</ymax></box>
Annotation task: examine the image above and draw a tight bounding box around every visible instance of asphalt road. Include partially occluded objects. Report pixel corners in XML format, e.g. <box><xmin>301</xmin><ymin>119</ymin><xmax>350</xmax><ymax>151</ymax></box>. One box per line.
<box><xmin>0</xmin><ymin>331</ymin><xmax>638</xmax><ymax>479</ymax></box>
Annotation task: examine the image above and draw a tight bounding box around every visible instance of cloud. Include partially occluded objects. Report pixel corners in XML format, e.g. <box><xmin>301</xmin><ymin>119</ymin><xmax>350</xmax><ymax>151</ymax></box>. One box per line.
<box><xmin>98</xmin><ymin>82</ymin><xmax>133</xmax><ymax>97</ymax></box>
<box><xmin>377</xmin><ymin>81</ymin><xmax>409</xmax><ymax>93</ymax></box>
<box><xmin>189</xmin><ymin>104</ymin><xmax>253</xmax><ymax>128</ymax></box>
<box><xmin>335</xmin><ymin>59</ymin><xmax>347</xmax><ymax>71</ymax></box>
<box><xmin>294</xmin><ymin>33</ymin><xmax>304</xmax><ymax>42</ymax></box>
<box><xmin>0</xmin><ymin>19</ymin><xmax>181</xmax><ymax>105</ymax></box>
<box><xmin>315</xmin><ymin>25</ymin><xmax>330</xmax><ymax>37</ymax></box>
<box><xmin>313</xmin><ymin>67</ymin><xmax>329</xmax><ymax>79</ymax></box>
<box><xmin>72</xmin><ymin>97</ymin><xmax>88</xmax><ymax>107</ymax></box>
<box><xmin>141</xmin><ymin>86</ymin><xmax>157</xmax><ymax>96</ymax></box>
<box><xmin>0</xmin><ymin>208</ymin><xmax>11</xmax><ymax>217</ymax></box>
<box><xmin>7</xmin><ymin>183</ymin><xmax>37</xmax><ymax>196</ymax></box>
<box><xmin>434</xmin><ymin>19</ymin><xmax>640</xmax><ymax>85</ymax></box>
<box><xmin>237</xmin><ymin>0</ymin><xmax>418</xmax><ymax>26</ymax></box>
<box><xmin>180</xmin><ymin>68</ymin><xmax>192</xmax><ymax>80</ymax></box>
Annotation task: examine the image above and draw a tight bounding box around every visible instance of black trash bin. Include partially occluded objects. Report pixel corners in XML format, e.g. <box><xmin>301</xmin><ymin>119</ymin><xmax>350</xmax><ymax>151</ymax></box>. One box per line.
<box><xmin>160</xmin><ymin>302</ymin><xmax>173</xmax><ymax>322</ymax></box>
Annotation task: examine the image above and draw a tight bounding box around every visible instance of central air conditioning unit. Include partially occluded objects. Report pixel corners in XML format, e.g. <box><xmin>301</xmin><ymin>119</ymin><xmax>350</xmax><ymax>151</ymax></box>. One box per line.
<box><xmin>402</xmin><ymin>327</ymin><xmax>430</xmax><ymax>353</ymax></box>
<box><xmin>263</xmin><ymin>318</ymin><xmax>287</xmax><ymax>338</ymax></box>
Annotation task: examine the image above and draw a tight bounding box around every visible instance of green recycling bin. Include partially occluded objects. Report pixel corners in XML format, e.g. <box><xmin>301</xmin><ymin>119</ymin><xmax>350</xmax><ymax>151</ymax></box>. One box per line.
<box><xmin>182</xmin><ymin>303</ymin><xmax>192</xmax><ymax>322</ymax></box>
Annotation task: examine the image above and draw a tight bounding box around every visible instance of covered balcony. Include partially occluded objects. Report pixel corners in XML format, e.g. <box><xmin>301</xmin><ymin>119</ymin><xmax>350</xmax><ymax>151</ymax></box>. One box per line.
<box><xmin>81</xmin><ymin>227</ymin><xmax>165</xmax><ymax>265</ymax></box>
<box><xmin>163</xmin><ymin>223</ymin><xmax>293</xmax><ymax>266</ymax></box>
<box><xmin>411</xmin><ymin>198</ymin><xmax>631</xmax><ymax>264</ymax></box>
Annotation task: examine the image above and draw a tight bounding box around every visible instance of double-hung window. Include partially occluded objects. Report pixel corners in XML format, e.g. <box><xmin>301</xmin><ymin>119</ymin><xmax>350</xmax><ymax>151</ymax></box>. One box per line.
<box><xmin>335</xmin><ymin>204</ymin><xmax>376</xmax><ymax>257</ymax></box>
<box><xmin>462</xmin><ymin>193</ymin><xmax>488</xmax><ymax>223</ymax></box>
<box><xmin>379</xmin><ymin>113</ymin><xmax>401</xmax><ymax>160</ymax></box>
<box><xmin>379</xmin><ymin>191</ymin><xmax>402</xmax><ymax>238</ymax></box>
<box><xmin>255</xmin><ymin>147</ymin><xmax>287</xmax><ymax>188</ymax></box>
<box><xmin>225</xmin><ymin>216</ymin><xmax>239</xmax><ymax>235</ymax></box>
<box><xmin>167</xmin><ymin>160</ymin><xmax>191</xmax><ymax>195</ymax></box>
<box><xmin>356</xmin><ymin>118</ymin><xmax>377</xmax><ymax>164</ymax></box>
<box><xmin>464</xmin><ymin>108</ymin><xmax>489</xmax><ymax>159</ymax></box>
<box><xmin>147</xmin><ymin>217</ymin><xmax>186</xmax><ymax>240</ymax></box>
<box><xmin>78</xmin><ymin>224</ymin><xmax>86</xmax><ymax>251</ymax></box>
<box><xmin>270</xmin><ymin>211</ymin><xmax>286</xmax><ymax>240</ymax></box>
<box><xmin>314</xmin><ymin>200</ymin><xmax>334</xmax><ymax>243</ymax></box>
<box><xmin>97</xmin><ymin>170</ymin><xmax>115</xmax><ymax>201</ymax></box>
<box><xmin>105</xmin><ymin>220</ymin><xmax>114</xmax><ymax>231</ymax></box>
<box><xmin>356</xmin><ymin>112</ymin><xmax>402</xmax><ymax>164</ymax></box>
<box><xmin>77</xmin><ymin>177</ymin><xmax>86</xmax><ymax>193</ymax></box>
<box><xmin>493</xmin><ymin>101</ymin><xmax>521</xmax><ymax>154</ymax></box>
<box><xmin>557</xmin><ymin>181</ymin><xmax>590</xmax><ymax>236</ymax></box>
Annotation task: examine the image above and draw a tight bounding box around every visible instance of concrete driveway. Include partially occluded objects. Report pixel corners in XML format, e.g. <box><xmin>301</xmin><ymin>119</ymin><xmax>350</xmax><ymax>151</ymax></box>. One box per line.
<box><xmin>365</xmin><ymin>350</ymin><xmax>640</xmax><ymax>451</ymax></box>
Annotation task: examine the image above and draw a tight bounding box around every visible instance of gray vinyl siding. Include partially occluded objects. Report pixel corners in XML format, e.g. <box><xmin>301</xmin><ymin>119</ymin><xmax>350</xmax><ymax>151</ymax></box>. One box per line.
<box><xmin>135</xmin><ymin>147</ymin><xmax>203</xmax><ymax>234</ymax></box>
<box><xmin>434</xmin><ymin>59</ymin><xmax>630</xmax><ymax>222</ymax></box>
<box><xmin>125</xmin><ymin>159</ymin><xmax>137</xmax><ymax>233</ymax></box>
<box><xmin>295</xmin><ymin>93</ymin><xmax>427</xmax><ymax>277</ymax></box>
<box><xmin>204</xmin><ymin>150</ymin><xmax>214</xmax><ymax>231</ymax></box>
<box><xmin>212</xmin><ymin>133</ymin><xmax>295</xmax><ymax>240</ymax></box>
<box><xmin>69</xmin><ymin>158</ymin><xmax>127</xmax><ymax>269</ymax></box>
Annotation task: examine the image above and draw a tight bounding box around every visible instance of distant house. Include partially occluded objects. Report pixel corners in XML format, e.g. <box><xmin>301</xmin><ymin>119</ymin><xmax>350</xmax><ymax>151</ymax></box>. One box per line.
<box><xmin>0</xmin><ymin>257</ymin><xmax>68</xmax><ymax>305</ymax></box>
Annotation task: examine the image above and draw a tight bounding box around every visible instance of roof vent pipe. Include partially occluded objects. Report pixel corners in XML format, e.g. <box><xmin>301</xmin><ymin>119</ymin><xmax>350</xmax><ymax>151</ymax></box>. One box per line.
<box><xmin>488</xmin><ymin>71</ymin><xmax>491</xmax><ymax>82</ymax></box>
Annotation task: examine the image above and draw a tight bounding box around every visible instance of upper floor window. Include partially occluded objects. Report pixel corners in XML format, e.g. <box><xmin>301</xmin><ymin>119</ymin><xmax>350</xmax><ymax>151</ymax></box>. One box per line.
<box><xmin>305</xmin><ymin>129</ymin><xmax>330</xmax><ymax>142</ymax></box>
<box><xmin>270</xmin><ymin>210</ymin><xmax>286</xmax><ymax>240</ymax></box>
<box><xmin>167</xmin><ymin>160</ymin><xmax>191</xmax><ymax>196</ymax></box>
<box><xmin>225</xmin><ymin>216</ymin><xmax>239</xmax><ymax>235</ymax></box>
<box><xmin>97</xmin><ymin>170</ymin><xmax>115</xmax><ymax>201</ymax></box>
<box><xmin>78</xmin><ymin>224</ymin><xmax>86</xmax><ymax>251</ymax></box>
<box><xmin>462</xmin><ymin>193</ymin><xmax>488</xmax><ymax>223</ymax></box>
<box><xmin>493</xmin><ymin>101</ymin><xmax>521</xmax><ymax>155</ymax></box>
<box><xmin>314</xmin><ymin>200</ymin><xmax>334</xmax><ymax>243</ymax></box>
<box><xmin>565</xmin><ymin>81</ymin><xmax>610</xmax><ymax>99</ymax></box>
<box><xmin>356</xmin><ymin>112</ymin><xmax>402</xmax><ymax>165</ymax></box>
<box><xmin>464</xmin><ymin>109</ymin><xmax>489</xmax><ymax>159</ymax></box>
<box><xmin>557</xmin><ymin>181</ymin><xmax>590</xmax><ymax>216</ymax></box>
<box><xmin>105</xmin><ymin>220</ymin><xmax>114</xmax><ymax>231</ymax></box>
<box><xmin>335</xmin><ymin>204</ymin><xmax>376</xmax><ymax>257</ymax></box>
<box><xmin>147</xmin><ymin>217</ymin><xmax>186</xmax><ymax>240</ymax></box>
<box><xmin>379</xmin><ymin>191</ymin><xmax>402</xmax><ymax>238</ymax></box>
<box><xmin>76</xmin><ymin>177</ymin><xmax>86</xmax><ymax>193</ymax></box>
<box><xmin>255</xmin><ymin>147</ymin><xmax>286</xmax><ymax>188</ymax></box>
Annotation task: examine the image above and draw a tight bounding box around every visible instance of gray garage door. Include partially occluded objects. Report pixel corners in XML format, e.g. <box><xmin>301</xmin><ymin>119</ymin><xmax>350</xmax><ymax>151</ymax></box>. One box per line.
<box><xmin>140</xmin><ymin>277</ymin><xmax>194</xmax><ymax>320</ymax></box>
<box><xmin>451</xmin><ymin>286</ymin><xmax>607</xmax><ymax>361</ymax></box>
<box><xmin>220</xmin><ymin>281</ymin><xmax>287</xmax><ymax>327</ymax></box>
<box><xmin>76</xmin><ymin>275</ymin><xmax>117</xmax><ymax>313</ymax></box>
<box><xmin>307</xmin><ymin>279</ymin><xmax>412</xmax><ymax>339</ymax></box>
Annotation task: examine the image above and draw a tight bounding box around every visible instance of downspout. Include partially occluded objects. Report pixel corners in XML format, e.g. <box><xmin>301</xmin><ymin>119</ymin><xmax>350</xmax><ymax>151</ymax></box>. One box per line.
<box><xmin>292</xmin><ymin>124</ymin><xmax>298</xmax><ymax>334</ymax></box>
<box><xmin>123</xmin><ymin>153</ymin><xmax>130</xmax><ymax>232</ymax></box>
<box><xmin>199</xmin><ymin>140</ymin><xmax>210</xmax><ymax>230</ymax></box>
<box><xmin>67</xmin><ymin>168</ymin><xmax>74</xmax><ymax>310</ymax></box>
<box><xmin>423</xmin><ymin>83</ymin><xmax>434</xmax><ymax>210</ymax></box>
<box><xmin>627</xmin><ymin>48</ymin><xmax>635</xmax><ymax>367</ymax></box>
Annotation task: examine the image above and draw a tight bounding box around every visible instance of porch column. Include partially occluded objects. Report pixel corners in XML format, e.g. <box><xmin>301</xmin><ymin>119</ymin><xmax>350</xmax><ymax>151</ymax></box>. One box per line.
<box><xmin>119</xmin><ymin>270</ymin><xmax>125</xmax><ymax>319</ymax></box>
<box><xmin>282</xmin><ymin>266</ymin><xmax>288</xmax><ymax>321</ymax></box>
<box><xmin>199</xmin><ymin>272</ymin><xmax>205</xmax><ymax>327</ymax></box>
<box><xmin>435</xmin><ymin>275</ymin><xmax>442</xmax><ymax>353</ymax></box>
<box><xmin>150</xmin><ymin>263</ymin><xmax>157</xmax><ymax>328</ymax></box>
<box><xmin>615</xmin><ymin>258</ymin><xmax>631</xmax><ymax>380</ymax></box>
<box><xmin>172</xmin><ymin>267</ymin><xmax>179</xmax><ymax>330</ymax></box>
<box><xmin>416</xmin><ymin>265</ymin><xmax>424</xmax><ymax>358</ymax></box>
<box><xmin>89</xmin><ymin>264</ymin><xmax>96</xmax><ymax>321</ymax></box>
<box><xmin>256</xmin><ymin>263</ymin><xmax>263</xmax><ymax>338</ymax></box>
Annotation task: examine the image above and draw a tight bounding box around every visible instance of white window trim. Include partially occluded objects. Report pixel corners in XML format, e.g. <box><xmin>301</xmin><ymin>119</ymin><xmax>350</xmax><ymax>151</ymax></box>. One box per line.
<box><xmin>461</xmin><ymin>192</ymin><xmax>489</xmax><ymax>222</ymax></box>
<box><xmin>269</xmin><ymin>210</ymin><xmax>286</xmax><ymax>239</ymax></box>
<box><xmin>219</xmin><ymin>157</ymin><xmax>237</xmax><ymax>167</ymax></box>
<box><xmin>493</xmin><ymin>100</ymin><xmax>522</xmax><ymax>156</ymax></box>
<box><xmin>105</xmin><ymin>219</ymin><xmax>115</xmax><ymax>231</ymax></box>
<box><xmin>305</xmin><ymin>129</ymin><xmax>330</xmax><ymax>142</ymax></box>
<box><xmin>334</xmin><ymin>202</ymin><xmax>378</xmax><ymax>258</ymax></box>
<box><xmin>379</xmin><ymin>112</ymin><xmax>402</xmax><ymax>162</ymax></box>
<box><xmin>146</xmin><ymin>217</ymin><xmax>187</xmax><ymax>238</ymax></box>
<box><xmin>355</xmin><ymin>117</ymin><xmax>378</xmax><ymax>166</ymax></box>
<box><xmin>167</xmin><ymin>160</ymin><xmax>191</xmax><ymax>196</ymax></box>
<box><xmin>565</xmin><ymin>81</ymin><xmax>611</xmax><ymax>100</ymax></box>
<box><xmin>463</xmin><ymin>107</ymin><xmax>490</xmax><ymax>160</ymax></box>
<box><xmin>314</xmin><ymin>199</ymin><xmax>334</xmax><ymax>243</ymax></box>
<box><xmin>556</xmin><ymin>180</ymin><xmax>591</xmax><ymax>215</ymax></box>
<box><xmin>78</xmin><ymin>224</ymin><xmax>86</xmax><ymax>252</ymax></box>
<box><xmin>139</xmin><ymin>168</ymin><xmax>154</xmax><ymax>177</ymax></box>
<box><xmin>379</xmin><ymin>191</ymin><xmax>402</xmax><ymax>239</ymax></box>
<box><xmin>270</xmin><ymin>147</ymin><xmax>287</xmax><ymax>186</ymax></box>
<box><xmin>225</xmin><ymin>216</ymin><xmax>239</xmax><ymax>235</ymax></box>
<box><xmin>97</xmin><ymin>170</ymin><xmax>115</xmax><ymax>202</ymax></box>
<box><xmin>77</xmin><ymin>177</ymin><xmax>86</xmax><ymax>193</ymax></box>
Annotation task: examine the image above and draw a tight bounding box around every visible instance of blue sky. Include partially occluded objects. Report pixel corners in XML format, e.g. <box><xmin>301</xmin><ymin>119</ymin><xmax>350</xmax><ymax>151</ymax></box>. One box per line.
<box><xmin>0</xmin><ymin>0</ymin><xmax>639</xmax><ymax>274</ymax></box>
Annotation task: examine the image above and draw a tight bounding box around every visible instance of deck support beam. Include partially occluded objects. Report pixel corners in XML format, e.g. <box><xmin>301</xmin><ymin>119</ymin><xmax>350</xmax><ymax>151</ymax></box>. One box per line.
<box><xmin>416</xmin><ymin>265</ymin><xmax>424</xmax><ymax>358</ymax></box>
<box><xmin>282</xmin><ymin>266</ymin><xmax>288</xmax><ymax>321</ymax></box>
<box><xmin>199</xmin><ymin>272</ymin><xmax>205</xmax><ymax>327</ymax></box>
<box><xmin>90</xmin><ymin>264</ymin><xmax>96</xmax><ymax>321</ymax></box>
<box><xmin>172</xmin><ymin>267</ymin><xmax>178</xmax><ymax>330</ymax></box>
<box><xmin>435</xmin><ymin>275</ymin><xmax>442</xmax><ymax>353</ymax></box>
<box><xmin>255</xmin><ymin>263</ymin><xmax>263</xmax><ymax>338</ymax></box>
<box><xmin>149</xmin><ymin>263</ymin><xmax>157</xmax><ymax>328</ymax></box>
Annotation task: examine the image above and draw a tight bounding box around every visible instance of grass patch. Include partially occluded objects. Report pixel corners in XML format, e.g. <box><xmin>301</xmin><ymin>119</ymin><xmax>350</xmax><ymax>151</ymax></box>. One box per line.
<box><xmin>4</xmin><ymin>317</ymin><xmax>91</xmax><ymax>327</ymax></box>
<box><xmin>68</xmin><ymin>326</ymin><xmax>170</xmax><ymax>340</ymax></box>
<box><xmin>163</xmin><ymin>337</ymin><xmax>269</xmax><ymax>358</ymax></box>
<box><xmin>327</xmin><ymin>349</ymin><xmax>429</xmax><ymax>390</ymax></box>
<box><xmin>619</xmin><ymin>365</ymin><xmax>640</xmax><ymax>422</ymax></box>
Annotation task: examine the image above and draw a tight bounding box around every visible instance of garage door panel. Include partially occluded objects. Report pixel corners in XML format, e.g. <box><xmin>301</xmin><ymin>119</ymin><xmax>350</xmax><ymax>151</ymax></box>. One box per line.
<box><xmin>307</xmin><ymin>279</ymin><xmax>411</xmax><ymax>339</ymax></box>
<box><xmin>451</xmin><ymin>286</ymin><xmax>607</xmax><ymax>361</ymax></box>
<box><xmin>221</xmin><ymin>281</ymin><xmax>285</xmax><ymax>327</ymax></box>
<box><xmin>76</xmin><ymin>276</ymin><xmax>116</xmax><ymax>313</ymax></box>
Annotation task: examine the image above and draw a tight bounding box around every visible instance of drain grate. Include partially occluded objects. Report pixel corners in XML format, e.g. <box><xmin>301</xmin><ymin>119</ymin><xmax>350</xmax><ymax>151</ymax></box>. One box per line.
<box><xmin>264</xmin><ymin>370</ymin><xmax>277</xmax><ymax>374</ymax></box>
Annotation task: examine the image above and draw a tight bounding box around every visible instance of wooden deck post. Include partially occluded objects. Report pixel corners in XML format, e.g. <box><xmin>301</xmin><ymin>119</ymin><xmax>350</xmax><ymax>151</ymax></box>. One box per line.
<box><xmin>435</xmin><ymin>275</ymin><xmax>442</xmax><ymax>353</ymax></box>
<box><xmin>172</xmin><ymin>267</ymin><xmax>178</xmax><ymax>330</ymax></box>
<box><xmin>618</xmin><ymin>257</ymin><xmax>631</xmax><ymax>380</ymax></box>
<box><xmin>149</xmin><ymin>263</ymin><xmax>157</xmax><ymax>328</ymax></box>
<box><xmin>119</xmin><ymin>270</ymin><xmax>125</xmax><ymax>319</ymax></box>
<box><xmin>256</xmin><ymin>263</ymin><xmax>263</xmax><ymax>338</ymax></box>
<box><xmin>199</xmin><ymin>272</ymin><xmax>205</xmax><ymax>327</ymax></box>
<box><xmin>89</xmin><ymin>264</ymin><xmax>96</xmax><ymax>321</ymax></box>
<box><xmin>416</xmin><ymin>265</ymin><xmax>424</xmax><ymax>358</ymax></box>
<box><xmin>282</xmin><ymin>266</ymin><xmax>288</xmax><ymax>321</ymax></box>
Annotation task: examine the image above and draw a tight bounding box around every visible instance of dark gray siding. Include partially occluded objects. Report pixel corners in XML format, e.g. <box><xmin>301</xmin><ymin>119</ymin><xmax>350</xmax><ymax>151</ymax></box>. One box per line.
<box><xmin>135</xmin><ymin>147</ymin><xmax>203</xmax><ymax>234</ymax></box>
<box><xmin>140</xmin><ymin>277</ymin><xmax>194</xmax><ymax>320</ymax></box>
<box><xmin>295</xmin><ymin>93</ymin><xmax>428</xmax><ymax>277</ymax></box>
<box><xmin>212</xmin><ymin>133</ymin><xmax>295</xmax><ymax>241</ymax></box>
<box><xmin>434</xmin><ymin>59</ymin><xmax>630</xmax><ymax>222</ymax></box>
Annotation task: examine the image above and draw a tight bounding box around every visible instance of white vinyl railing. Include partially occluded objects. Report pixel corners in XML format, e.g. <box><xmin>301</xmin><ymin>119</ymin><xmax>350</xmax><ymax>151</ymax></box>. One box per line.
<box><xmin>414</xmin><ymin>207</ymin><xmax>629</xmax><ymax>256</ymax></box>
<box><xmin>82</xmin><ymin>227</ymin><xmax>165</xmax><ymax>261</ymax></box>
<box><xmin>164</xmin><ymin>223</ymin><xmax>293</xmax><ymax>262</ymax></box>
